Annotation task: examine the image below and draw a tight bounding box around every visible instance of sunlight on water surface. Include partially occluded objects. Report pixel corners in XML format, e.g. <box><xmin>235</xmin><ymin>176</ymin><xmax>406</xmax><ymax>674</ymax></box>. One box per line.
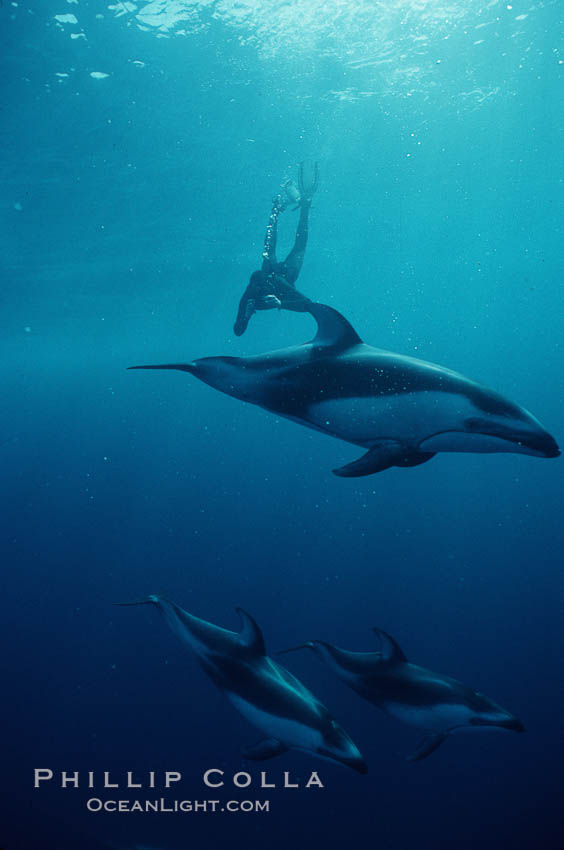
<box><xmin>102</xmin><ymin>0</ymin><xmax>547</xmax><ymax>102</ymax></box>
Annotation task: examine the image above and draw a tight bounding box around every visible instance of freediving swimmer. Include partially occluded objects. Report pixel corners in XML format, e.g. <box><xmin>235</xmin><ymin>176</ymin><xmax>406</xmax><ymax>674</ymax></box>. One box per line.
<box><xmin>233</xmin><ymin>161</ymin><xmax>319</xmax><ymax>336</ymax></box>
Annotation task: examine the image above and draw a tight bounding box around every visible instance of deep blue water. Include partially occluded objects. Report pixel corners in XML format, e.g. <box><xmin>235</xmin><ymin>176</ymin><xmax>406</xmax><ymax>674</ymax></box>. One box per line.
<box><xmin>2</xmin><ymin>2</ymin><xmax>564</xmax><ymax>849</ymax></box>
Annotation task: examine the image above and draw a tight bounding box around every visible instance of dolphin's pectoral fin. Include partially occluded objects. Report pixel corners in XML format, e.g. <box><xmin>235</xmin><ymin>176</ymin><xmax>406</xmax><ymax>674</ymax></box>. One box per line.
<box><xmin>242</xmin><ymin>738</ymin><xmax>288</xmax><ymax>761</ymax></box>
<box><xmin>236</xmin><ymin>608</ymin><xmax>266</xmax><ymax>656</ymax></box>
<box><xmin>333</xmin><ymin>443</ymin><xmax>436</xmax><ymax>478</ymax></box>
<box><xmin>407</xmin><ymin>733</ymin><xmax>448</xmax><ymax>763</ymax></box>
<box><xmin>395</xmin><ymin>452</ymin><xmax>436</xmax><ymax>468</ymax></box>
<box><xmin>333</xmin><ymin>443</ymin><xmax>402</xmax><ymax>477</ymax></box>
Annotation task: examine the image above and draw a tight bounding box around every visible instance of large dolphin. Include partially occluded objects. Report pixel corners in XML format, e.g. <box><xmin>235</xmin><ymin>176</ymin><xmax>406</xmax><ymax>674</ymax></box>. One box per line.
<box><xmin>129</xmin><ymin>303</ymin><xmax>559</xmax><ymax>476</ymax></box>
<box><xmin>118</xmin><ymin>596</ymin><xmax>367</xmax><ymax>773</ymax></box>
<box><xmin>279</xmin><ymin>629</ymin><xmax>524</xmax><ymax>761</ymax></box>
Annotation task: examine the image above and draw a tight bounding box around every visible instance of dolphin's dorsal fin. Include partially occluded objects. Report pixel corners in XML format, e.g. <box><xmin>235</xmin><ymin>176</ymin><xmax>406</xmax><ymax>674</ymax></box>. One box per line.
<box><xmin>236</xmin><ymin>608</ymin><xmax>266</xmax><ymax>655</ymax></box>
<box><xmin>307</xmin><ymin>303</ymin><xmax>363</xmax><ymax>349</ymax></box>
<box><xmin>373</xmin><ymin>628</ymin><xmax>407</xmax><ymax>663</ymax></box>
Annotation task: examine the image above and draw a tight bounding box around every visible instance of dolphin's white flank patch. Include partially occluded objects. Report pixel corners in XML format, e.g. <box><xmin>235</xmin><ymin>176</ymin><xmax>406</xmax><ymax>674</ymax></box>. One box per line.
<box><xmin>386</xmin><ymin>703</ymin><xmax>473</xmax><ymax>733</ymax></box>
<box><xmin>228</xmin><ymin>696</ymin><xmax>325</xmax><ymax>752</ymax></box>
<box><xmin>420</xmin><ymin>431</ymin><xmax>524</xmax><ymax>454</ymax></box>
<box><xmin>305</xmin><ymin>392</ymin><xmax>477</xmax><ymax>447</ymax></box>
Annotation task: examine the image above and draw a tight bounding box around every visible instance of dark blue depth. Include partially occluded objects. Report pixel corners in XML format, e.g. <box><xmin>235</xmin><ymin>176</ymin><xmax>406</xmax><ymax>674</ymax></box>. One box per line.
<box><xmin>2</xmin><ymin>2</ymin><xmax>563</xmax><ymax>849</ymax></box>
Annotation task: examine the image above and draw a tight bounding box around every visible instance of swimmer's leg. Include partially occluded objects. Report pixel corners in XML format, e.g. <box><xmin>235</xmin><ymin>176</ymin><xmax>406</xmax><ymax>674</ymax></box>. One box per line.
<box><xmin>275</xmin><ymin>279</ymin><xmax>313</xmax><ymax>313</ymax></box>
<box><xmin>234</xmin><ymin>287</ymin><xmax>256</xmax><ymax>337</ymax></box>
<box><xmin>282</xmin><ymin>199</ymin><xmax>311</xmax><ymax>285</ymax></box>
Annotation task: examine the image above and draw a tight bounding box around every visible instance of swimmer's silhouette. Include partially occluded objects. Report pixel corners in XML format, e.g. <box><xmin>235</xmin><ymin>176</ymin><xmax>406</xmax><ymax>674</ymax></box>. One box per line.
<box><xmin>233</xmin><ymin>162</ymin><xmax>318</xmax><ymax>336</ymax></box>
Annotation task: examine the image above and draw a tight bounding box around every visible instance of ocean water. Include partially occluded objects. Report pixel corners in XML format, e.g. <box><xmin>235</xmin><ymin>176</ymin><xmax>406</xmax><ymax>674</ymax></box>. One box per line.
<box><xmin>2</xmin><ymin>2</ymin><xmax>563</xmax><ymax>849</ymax></box>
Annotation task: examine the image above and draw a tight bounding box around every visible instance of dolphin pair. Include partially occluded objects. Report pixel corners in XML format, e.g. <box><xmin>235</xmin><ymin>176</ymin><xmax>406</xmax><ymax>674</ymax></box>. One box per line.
<box><xmin>129</xmin><ymin>302</ymin><xmax>559</xmax><ymax>477</ymax></box>
<box><xmin>119</xmin><ymin>597</ymin><xmax>367</xmax><ymax>773</ymax></box>
<box><xmin>280</xmin><ymin>628</ymin><xmax>524</xmax><ymax>761</ymax></box>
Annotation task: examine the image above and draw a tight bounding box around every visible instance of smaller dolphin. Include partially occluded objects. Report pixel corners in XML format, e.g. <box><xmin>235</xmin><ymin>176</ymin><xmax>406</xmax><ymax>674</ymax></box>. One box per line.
<box><xmin>118</xmin><ymin>596</ymin><xmax>367</xmax><ymax>773</ymax></box>
<box><xmin>279</xmin><ymin>628</ymin><xmax>524</xmax><ymax>761</ymax></box>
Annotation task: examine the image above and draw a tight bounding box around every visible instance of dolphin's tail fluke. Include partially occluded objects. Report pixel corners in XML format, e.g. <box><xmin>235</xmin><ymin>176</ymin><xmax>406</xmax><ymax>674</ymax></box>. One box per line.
<box><xmin>128</xmin><ymin>363</ymin><xmax>196</xmax><ymax>373</ymax></box>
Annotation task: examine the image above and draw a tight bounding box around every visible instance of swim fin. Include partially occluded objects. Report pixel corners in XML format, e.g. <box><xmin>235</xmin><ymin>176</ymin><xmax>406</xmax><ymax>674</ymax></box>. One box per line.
<box><xmin>298</xmin><ymin>160</ymin><xmax>319</xmax><ymax>203</ymax></box>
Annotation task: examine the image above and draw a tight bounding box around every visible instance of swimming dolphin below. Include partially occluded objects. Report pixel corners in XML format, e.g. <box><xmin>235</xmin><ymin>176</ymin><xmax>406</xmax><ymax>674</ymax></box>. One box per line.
<box><xmin>118</xmin><ymin>596</ymin><xmax>367</xmax><ymax>773</ymax></box>
<box><xmin>279</xmin><ymin>629</ymin><xmax>524</xmax><ymax>761</ymax></box>
<box><xmin>129</xmin><ymin>302</ymin><xmax>559</xmax><ymax>476</ymax></box>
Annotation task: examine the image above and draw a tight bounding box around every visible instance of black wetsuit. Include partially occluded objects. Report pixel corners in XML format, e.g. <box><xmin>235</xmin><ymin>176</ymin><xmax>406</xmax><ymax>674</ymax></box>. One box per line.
<box><xmin>234</xmin><ymin>196</ymin><xmax>312</xmax><ymax>336</ymax></box>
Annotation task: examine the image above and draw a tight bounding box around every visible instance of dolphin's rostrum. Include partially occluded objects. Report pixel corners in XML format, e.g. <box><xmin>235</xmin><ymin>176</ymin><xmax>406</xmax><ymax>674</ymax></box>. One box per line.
<box><xmin>129</xmin><ymin>302</ymin><xmax>559</xmax><ymax>477</ymax></box>
<box><xmin>279</xmin><ymin>628</ymin><xmax>524</xmax><ymax>761</ymax></box>
<box><xmin>118</xmin><ymin>596</ymin><xmax>367</xmax><ymax>773</ymax></box>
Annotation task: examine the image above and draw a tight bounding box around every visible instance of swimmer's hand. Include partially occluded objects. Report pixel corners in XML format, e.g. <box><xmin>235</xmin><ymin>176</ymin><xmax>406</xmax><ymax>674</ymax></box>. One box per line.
<box><xmin>282</xmin><ymin>178</ymin><xmax>301</xmax><ymax>210</ymax></box>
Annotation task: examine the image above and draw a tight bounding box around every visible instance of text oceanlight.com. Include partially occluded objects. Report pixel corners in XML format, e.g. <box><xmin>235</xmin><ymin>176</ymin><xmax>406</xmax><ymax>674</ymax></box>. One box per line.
<box><xmin>86</xmin><ymin>798</ymin><xmax>270</xmax><ymax>813</ymax></box>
